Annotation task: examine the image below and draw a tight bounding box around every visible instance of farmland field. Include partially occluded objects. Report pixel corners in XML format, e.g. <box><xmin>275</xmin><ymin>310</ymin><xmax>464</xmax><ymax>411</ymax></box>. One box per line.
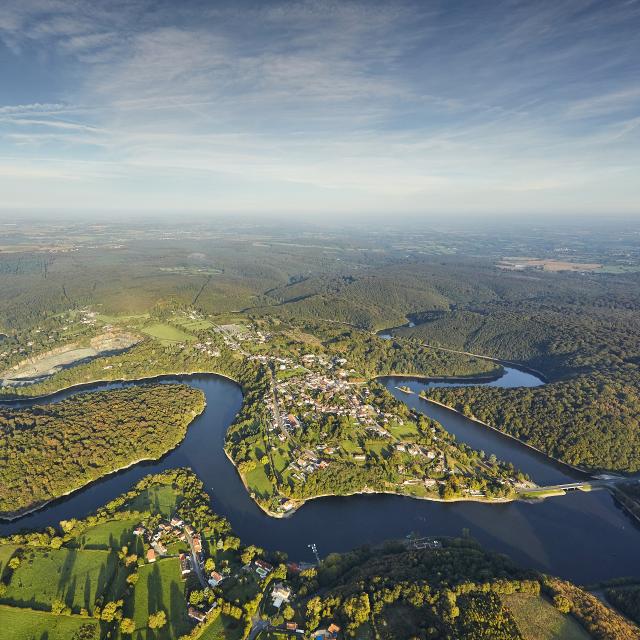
<box><xmin>69</xmin><ymin>517</ymin><xmax>139</xmax><ymax>550</ymax></box>
<box><xmin>1</xmin><ymin>547</ymin><xmax>120</xmax><ymax>614</ymax></box>
<box><xmin>0</xmin><ymin>604</ymin><xmax>100</xmax><ymax>640</ymax></box>
<box><xmin>0</xmin><ymin>544</ymin><xmax>18</xmax><ymax>576</ymax></box>
<box><xmin>125</xmin><ymin>557</ymin><xmax>190</xmax><ymax>639</ymax></box>
<box><xmin>140</xmin><ymin>322</ymin><xmax>195</xmax><ymax>345</ymax></box>
<box><xmin>196</xmin><ymin>613</ymin><xmax>243</xmax><ymax>640</ymax></box>
<box><xmin>503</xmin><ymin>593</ymin><xmax>590</xmax><ymax>640</ymax></box>
<box><xmin>127</xmin><ymin>484</ymin><xmax>181</xmax><ymax>517</ymax></box>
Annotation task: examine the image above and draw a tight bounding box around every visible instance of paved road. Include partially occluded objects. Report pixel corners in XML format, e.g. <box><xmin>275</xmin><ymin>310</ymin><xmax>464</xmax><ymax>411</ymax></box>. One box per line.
<box><xmin>185</xmin><ymin>531</ymin><xmax>208</xmax><ymax>589</ymax></box>
<box><xmin>520</xmin><ymin>477</ymin><xmax>639</xmax><ymax>496</ymax></box>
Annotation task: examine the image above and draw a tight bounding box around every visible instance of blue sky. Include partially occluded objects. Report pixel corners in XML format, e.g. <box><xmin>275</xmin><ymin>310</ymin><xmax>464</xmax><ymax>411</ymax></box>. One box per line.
<box><xmin>0</xmin><ymin>0</ymin><xmax>639</xmax><ymax>216</ymax></box>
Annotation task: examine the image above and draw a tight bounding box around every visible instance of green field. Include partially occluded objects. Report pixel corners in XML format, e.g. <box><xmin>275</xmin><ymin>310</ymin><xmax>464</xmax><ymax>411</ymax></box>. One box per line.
<box><xmin>270</xmin><ymin>447</ymin><xmax>290</xmax><ymax>475</ymax></box>
<box><xmin>95</xmin><ymin>312</ymin><xmax>150</xmax><ymax>325</ymax></box>
<box><xmin>0</xmin><ymin>544</ymin><xmax>18</xmax><ymax>577</ymax></box>
<box><xmin>245</xmin><ymin>463</ymin><xmax>274</xmax><ymax>498</ymax></box>
<box><xmin>1</xmin><ymin>548</ymin><xmax>120</xmax><ymax>614</ymax></box>
<box><xmin>70</xmin><ymin>517</ymin><xmax>139</xmax><ymax>550</ymax></box>
<box><xmin>125</xmin><ymin>557</ymin><xmax>190</xmax><ymax>639</ymax></box>
<box><xmin>0</xmin><ymin>604</ymin><xmax>100</xmax><ymax>640</ymax></box>
<box><xmin>503</xmin><ymin>593</ymin><xmax>590</xmax><ymax>640</ymax></box>
<box><xmin>274</xmin><ymin>366</ymin><xmax>305</xmax><ymax>381</ymax></box>
<box><xmin>127</xmin><ymin>485</ymin><xmax>180</xmax><ymax>517</ymax></box>
<box><xmin>140</xmin><ymin>322</ymin><xmax>195</xmax><ymax>345</ymax></box>
<box><xmin>196</xmin><ymin>613</ymin><xmax>243</xmax><ymax>640</ymax></box>
<box><xmin>173</xmin><ymin>317</ymin><xmax>215</xmax><ymax>331</ymax></box>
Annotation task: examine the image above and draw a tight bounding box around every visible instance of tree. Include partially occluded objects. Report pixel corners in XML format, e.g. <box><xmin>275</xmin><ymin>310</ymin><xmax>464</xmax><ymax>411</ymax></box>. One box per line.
<box><xmin>240</xmin><ymin>544</ymin><xmax>262</xmax><ymax>565</ymax></box>
<box><xmin>205</xmin><ymin>557</ymin><xmax>216</xmax><ymax>572</ymax></box>
<box><xmin>283</xmin><ymin>604</ymin><xmax>295</xmax><ymax>620</ymax></box>
<box><xmin>120</xmin><ymin>618</ymin><xmax>136</xmax><ymax>634</ymax></box>
<box><xmin>148</xmin><ymin>610</ymin><xmax>167</xmax><ymax>629</ymax></box>
<box><xmin>71</xmin><ymin>624</ymin><xmax>98</xmax><ymax>640</ymax></box>
<box><xmin>100</xmin><ymin>600</ymin><xmax>123</xmax><ymax>622</ymax></box>
<box><xmin>553</xmin><ymin>594</ymin><xmax>572</xmax><ymax>614</ymax></box>
<box><xmin>50</xmin><ymin>536</ymin><xmax>64</xmax><ymax>549</ymax></box>
<box><xmin>51</xmin><ymin>599</ymin><xmax>70</xmax><ymax>615</ymax></box>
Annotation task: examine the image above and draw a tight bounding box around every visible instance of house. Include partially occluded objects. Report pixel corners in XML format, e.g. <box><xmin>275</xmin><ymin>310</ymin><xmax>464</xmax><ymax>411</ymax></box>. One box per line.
<box><xmin>255</xmin><ymin>560</ymin><xmax>273</xmax><ymax>571</ymax></box>
<box><xmin>314</xmin><ymin>624</ymin><xmax>340</xmax><ymax>639</ymax></box>
<box><xmin>254</xmin><ymin>559</ymin><xmax>273</xmax><ymax>578</ymax></box>
<box><xmin>179</xmin><ymin>553</ymin><xmax>192</xmax><ymax>575</ymax></box>
<box><xmin>188</xmin><ymin>607</ymin><xmax>206</xmax><ymax>622</ymax></box>
<box><xmin>353</xmin><ymin>454</ymin><xmax>366</xmax><ymax>461</ymax></box>
<box><xmin>152</xmin><ymin>541</ymin><xmax>167</xmax><ymax>556</ymax></box>
<box><xmin>171</xmin><ymin>517</ymin><xmax>184</xmax><ymax>527</ymax></box>
<box><xmin>208</xmin><ymin>571</ymin><xmax>224</xmax><ymax>587</ymax></box>
<box><xmin>192</xmin><ymin>535</ymin><xmax>202</xmax><ymax>553</ymax></box>
<box><xmin>286</xmin><ymin>622</ymin><xmax>298</xmax><ymax>631</ymax></box>
<box><xmin>271</xmin><ymin>582</ymin><xmax>291</xmax><ymax>608</ymax></box>
<box><xmin>133</xmin><ymin>526</ymin><xmax>145</xmax><ymax>536</ymax></box>
<box><xmin>146</xmin><ymin>548</ymin><xmax>156</xmax><ymax>563</ymax></box>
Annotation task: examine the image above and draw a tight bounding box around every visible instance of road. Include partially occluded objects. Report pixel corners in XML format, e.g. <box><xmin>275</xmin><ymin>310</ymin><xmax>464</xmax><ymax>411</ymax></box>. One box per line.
<box><xmin>520</xmin><ymin>477</ymin><xmax>639</xmax><ymax>496</ymax></box>
<box><xmin>185</xmin><ymin>530</ymin><xmax>208</xmax><ymax>589</ymax></box>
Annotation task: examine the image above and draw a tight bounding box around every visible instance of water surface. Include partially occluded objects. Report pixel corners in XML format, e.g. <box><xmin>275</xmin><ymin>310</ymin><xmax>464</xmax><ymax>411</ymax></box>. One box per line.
<box><xmin>1</xmin><ymin>371</ymin><xmax>638</xmax><ymax>584</ymax></box>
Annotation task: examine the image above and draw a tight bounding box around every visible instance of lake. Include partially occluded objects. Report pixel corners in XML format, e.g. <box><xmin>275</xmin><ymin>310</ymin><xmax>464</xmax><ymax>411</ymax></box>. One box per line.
<box><xmin>1</xmin><ymin>369</ymin><xmax>639</xmax><ymax>584</ymax></box>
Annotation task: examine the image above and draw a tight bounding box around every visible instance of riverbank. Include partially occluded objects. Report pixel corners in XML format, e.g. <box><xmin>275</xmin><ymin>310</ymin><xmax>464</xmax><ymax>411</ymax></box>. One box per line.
<box><xmin>0</xmin><ymin>401</ymin><xmax>206</xmax><ymax>522</ymax></box>
<box><xmin>380</xmin><ymin>369</ymin><xmax>505</xmax><ymax>385</ymax></box>
<box><xmin>421</xmin><ymin>396</ymin><xmax>590</xmax><ymax>477</ymax></box>
<box><xmin>248</xmin><ymin>484</ymin><xmax>520</xmax><ymax>520</ymax></box>
<box><xmin>2</xmin><ymin>370</ymin><xmax>640</xmax><ymax>584</ymax></box>
<box><xmin>418</xmin><ymin>343</ymin><xmax>549</xmax><ymax>383</ymax></box>
<box><xmin>0</xmin><ymin>364</ymin><xmax>575</xmax><ymax>525</ymax></box>
<box><xmin>0</xmin><ymin>368</ymin><xmax>242</xmax><ymax>403</ymax></box>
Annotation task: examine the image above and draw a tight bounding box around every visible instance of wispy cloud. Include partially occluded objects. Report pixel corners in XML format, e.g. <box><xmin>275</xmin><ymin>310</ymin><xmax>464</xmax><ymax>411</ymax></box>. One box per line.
<box><xmin>0</xmin><ymin>0</ymin><xmax>638</xmax><ymax>214</ymax></box>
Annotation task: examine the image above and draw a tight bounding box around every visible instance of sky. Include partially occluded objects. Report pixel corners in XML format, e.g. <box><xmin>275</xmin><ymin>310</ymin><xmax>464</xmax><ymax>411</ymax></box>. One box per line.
<box><xmin>0</xmin><ymin>0</ymin><xmax>639</xmax><ymax>217</ymax></box>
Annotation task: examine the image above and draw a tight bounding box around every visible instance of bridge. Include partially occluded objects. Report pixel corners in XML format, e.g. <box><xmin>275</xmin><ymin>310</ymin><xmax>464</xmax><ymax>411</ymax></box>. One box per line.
<box><xmin>519</xmin><ymin>476</ymin><xmax>639</xmax><ymax>497</ymax></box>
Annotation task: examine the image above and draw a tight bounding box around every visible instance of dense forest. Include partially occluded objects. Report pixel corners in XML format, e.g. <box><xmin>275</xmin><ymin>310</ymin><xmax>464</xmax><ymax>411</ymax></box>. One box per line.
<box><xmin>606</xmin><ymin>585</ymin><xmax>640</xmax><ymax>627</ymax></box>
<box><xmin>0</xmin><ymin>385</ymin><xmax>205</xmax><ymax>516</ymax></box>
<box><xmin>285</xmin><ymin>538</ymin><xmax>640</xmax><ymax>639</ymax></box>
<box><xmin>426</xmin><ymin>369</ymin><xmax>640</xmax><ymax>472</ymax></box>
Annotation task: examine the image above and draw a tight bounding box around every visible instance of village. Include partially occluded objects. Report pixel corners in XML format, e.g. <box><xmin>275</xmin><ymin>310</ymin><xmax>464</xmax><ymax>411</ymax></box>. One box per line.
<box><xmin>132</xmin><ymin>511</ymin><xmax>342</xmax><ymax>638</ymax></box>
<box><xmin>209</xmin><ymin>320</ymin><xmax>526</xmax><ymax>506</ymax></box>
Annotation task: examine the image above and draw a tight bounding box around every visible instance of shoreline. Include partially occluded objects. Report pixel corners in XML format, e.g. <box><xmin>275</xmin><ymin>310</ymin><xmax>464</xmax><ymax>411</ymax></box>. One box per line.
<box><xmin>271</xmin><ymin>486</ymin><xmax>516</xmax><ymax>518</ymax></box>
<box><xmin>376</xmin><ymin>322</ymin><xmax>548</xmax><ymax>383</ymax></box>
<box><xmin>418</xmin><ymin>344</ymin><xmax>549</xmax><ymax>383</ymax></box>
<box><xmin>0</xmin><ymin>369</ymin><xmax>243</xmax><ymax>404</ymax></box>
<box><xmin>0</xmin><ymin>401</ymin><xmax>206</xmax><ymax>522</ymax></box>
<box><xmin>420</xmin><ymin>396</ymin><xmax>590</xmax><ymax>477</ymax></box>
<box><xmin>377</xmin><ymin>370</ymin><xmax>505</xmax><ymax>385</ymax></box>
<box><xmin>0</xmin><ymin>363</ymin><xmax>589</xmax><ymax>525</ymax></box>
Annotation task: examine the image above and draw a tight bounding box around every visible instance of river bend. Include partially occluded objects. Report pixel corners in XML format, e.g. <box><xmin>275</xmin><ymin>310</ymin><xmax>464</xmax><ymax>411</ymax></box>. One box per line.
<box><xmin>0</xmin><ymin>370</ymin><xmax>638</xmax><ymax>584</ymax></box>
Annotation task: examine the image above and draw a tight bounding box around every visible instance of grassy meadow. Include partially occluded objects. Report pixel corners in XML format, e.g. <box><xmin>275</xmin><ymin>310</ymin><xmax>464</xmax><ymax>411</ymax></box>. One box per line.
<box><xmin>503</xmin><ymin>593</ymin><xmax>590</xmax><ymax>640</ymax></box>
<box><xmin>1</xmin><ymin>547</ymin><xmax>120</xmax><ymax>614</ymax></box>
<box><xmin>0</xmin><ymin>604</ymin><xmax>100</xmax><ymax>640</ymax></box>
<box><xmin>125</xmin><ymin>557</ymin><xmax>190</xmax><ymax>639</ymax></box>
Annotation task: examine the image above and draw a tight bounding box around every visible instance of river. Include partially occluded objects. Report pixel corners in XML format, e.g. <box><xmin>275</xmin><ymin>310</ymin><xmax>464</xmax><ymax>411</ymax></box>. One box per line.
<box><xmin>1</xmin><ymin>369</ymin><xmax>639</xmax><ymax>584</ymax></box>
